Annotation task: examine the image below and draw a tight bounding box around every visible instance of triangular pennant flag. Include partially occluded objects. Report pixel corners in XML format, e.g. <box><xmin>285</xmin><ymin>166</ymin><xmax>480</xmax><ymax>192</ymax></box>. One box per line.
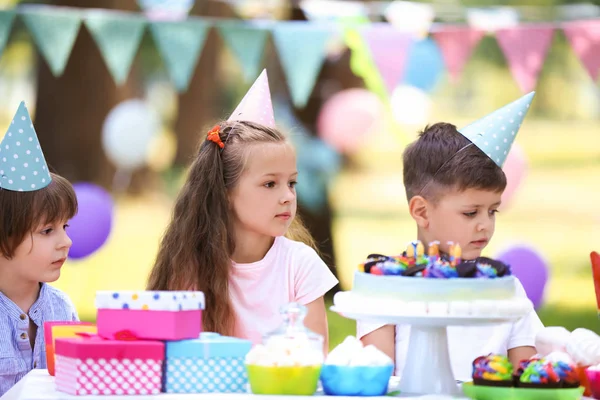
<box><xmin>150</xmin><ymin>20</ymin><xmax>210</xmax><ymax>92</ymax></box>
<box><xmin>496</xmin><ymin>25</ymin><xmax>554</xmax><ymax>93</ymax></box>
<box><xmin>228</xmin><ymin>69</ymin><xmax>275</xmax><ymax>128</ymax></box>
<box><xmin>21</xmin><ymin>7</ymin><xmax>82</xmax><ymax>76</ymax></box>
<box><xmin>217</xmin><ymin>21</ymin><xmax>268</xmax><ymax>83</ymax></box>
<box><xmin>273</xmin><ymin>21</ymin><xmax>332</xmax><ymax>108</ymax></box>
<box><xmin>0</xmin><ymin>102</ymin><xmax>52</xmax><ymax>192</ymax></box>
<box><xmin>0</xmin><ymin>10</ymin><xmax>15</xmax><ymax>57</ymax></box>
<box><xmin>459</xmin><ymin>92</ymin><xmax>535</xmax><ymax>168</ymax></box>
<box><xmin>361</xmin><ymin>24</ymin><xmax>414</xmax><ymax>95</ymax></box>
<box><xmin>432</xmin><ymin>26</ymin><xmax>484</xmax><ymax>83</ymax></box>
<box><xmin>563</xmin><ymin>19</ymin><xmax>600</xmax><ymax>82</ymax></box>
<box><xmin>84</xmin><ymin>11</ymin><xmax>146</xmax><ymax>85</ymax></box>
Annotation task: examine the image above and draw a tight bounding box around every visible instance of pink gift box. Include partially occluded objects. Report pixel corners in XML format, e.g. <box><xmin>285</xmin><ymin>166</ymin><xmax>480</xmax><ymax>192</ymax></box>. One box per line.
<box><xmin>43</xmin><ymin>321</ymin><xmax>96</xmax><ymax>376</ymax></box>
<box><xmin>54</xmin><ymin>335</ymin><xmax>165</xmax><ymax>396</ymax></box>
<box><xmin>96</xmin><ymin>291</ymin><xmax>204</xmax><ymax>341</ymax></box>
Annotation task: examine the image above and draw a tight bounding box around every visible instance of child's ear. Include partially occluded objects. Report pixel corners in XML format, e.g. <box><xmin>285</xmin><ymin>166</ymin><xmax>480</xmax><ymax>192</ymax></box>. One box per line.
<box><xmin>409</xmin><ymin>196</ymin><xmax>429</xmax><ymax>228</ymax></box>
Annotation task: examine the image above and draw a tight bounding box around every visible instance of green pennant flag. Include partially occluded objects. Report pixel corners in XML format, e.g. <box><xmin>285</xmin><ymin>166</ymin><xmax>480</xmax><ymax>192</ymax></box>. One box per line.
<box><xmin>0</xmin><ymin>10</ymin><xmax>15</xmax><ymax>58</ymax></box>
<box><xmin>84</xmin><ymin>11</ymin><xmax>146</xmax><ymax>85</ymax></box>
<box><xmin>150</xmin><ymin>19</ymin><xmax>210</xmax><ymax>93</ymax></box>
<box><xmin>217</xmin><ymin>21</ymin><xmax>268</xmax><ymax>83</ymax></box>
<box><xmin>273</xmin><ymin>21</ymin><xmax>332</xmax><ymax>108</ymax></box>
<box><xmin>21</xmin><ymin>7</ymin><xmax>82</xmax><ymax>76</ymax></box>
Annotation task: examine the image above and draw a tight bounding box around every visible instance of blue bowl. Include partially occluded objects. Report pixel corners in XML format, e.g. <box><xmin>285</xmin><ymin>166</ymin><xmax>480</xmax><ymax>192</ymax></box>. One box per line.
<box><xmin>320</xmin><ymin>364</ymin><xmax>394</xmax><ymax>396</ymax></box>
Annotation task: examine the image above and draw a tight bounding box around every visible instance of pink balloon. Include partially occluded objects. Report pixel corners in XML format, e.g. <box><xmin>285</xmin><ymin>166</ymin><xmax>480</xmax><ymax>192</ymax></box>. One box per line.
<box><xmin>317</xmin><ymin>89</ymin><xmax>385</xmax><ymax>154</ymax></box>
<box><xmin>501</xmin><ymin>142</ymin><xmax>528</xmax><ymax>210</ymax></box>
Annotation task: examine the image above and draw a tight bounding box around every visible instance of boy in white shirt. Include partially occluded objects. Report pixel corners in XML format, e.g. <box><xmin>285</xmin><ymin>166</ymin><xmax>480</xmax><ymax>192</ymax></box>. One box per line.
<box><xmin>358</xmin><ymin>93</ymin><xmax>544</xmax><ymax>382</ymax></box>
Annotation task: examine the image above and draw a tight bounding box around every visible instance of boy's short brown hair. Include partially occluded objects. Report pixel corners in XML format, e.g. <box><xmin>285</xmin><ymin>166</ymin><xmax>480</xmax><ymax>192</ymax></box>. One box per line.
<box><xmin>403</xmin><ymin>122</ymin><xmax>507</xmax><ymax>201</ymax></box>
<box><xmin>0</xmin><ymin>172</ymin><xmax>78</xmax><ymax>258</ymax></box>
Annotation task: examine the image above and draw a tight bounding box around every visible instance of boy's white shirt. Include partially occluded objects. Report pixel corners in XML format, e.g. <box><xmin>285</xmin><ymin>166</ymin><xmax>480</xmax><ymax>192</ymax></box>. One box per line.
<box><xmin>356</xmin><ymin>278</ymin><xmax>544</xmax><ymax>382</ymax></box>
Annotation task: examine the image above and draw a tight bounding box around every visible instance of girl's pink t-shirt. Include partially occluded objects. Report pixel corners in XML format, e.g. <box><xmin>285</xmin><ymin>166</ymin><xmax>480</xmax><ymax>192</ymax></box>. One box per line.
<box><xmin>229</xmin><ymin>236</ymin><xmax>338</xmax><ymax>344</ymax></box>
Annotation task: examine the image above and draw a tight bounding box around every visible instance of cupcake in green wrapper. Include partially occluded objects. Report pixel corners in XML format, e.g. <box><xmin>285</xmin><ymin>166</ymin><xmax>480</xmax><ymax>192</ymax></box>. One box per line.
<box><xmin>472</xmin><ymin>354</ymin><xmax>514</xmax><ymax>387</ymax></box>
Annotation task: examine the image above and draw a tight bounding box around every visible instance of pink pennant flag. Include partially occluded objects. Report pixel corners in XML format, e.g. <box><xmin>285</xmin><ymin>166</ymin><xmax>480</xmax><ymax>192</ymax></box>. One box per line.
<box><xmin>563</xmin><ymin>19</ymin><xmax>600</xmax><ymax>82</ymax></box>
<box><xmin>361</xmin><ymin>24</ymin><xmax>413</xmax><ymax>95</ymax></box>
<box><xmin>228</xmin><ymin>69</ymin><xmax>276</xmax><ymax>128</ymax></box>
<box><xmin>496</xmin><ymin>25</ymin><xmax>554</xmax><ymax>94</ymax></box>
<box><xmin>432</xmin><ymin>26</ymin><xmax>484</xmax><ymax>83</ymax></box>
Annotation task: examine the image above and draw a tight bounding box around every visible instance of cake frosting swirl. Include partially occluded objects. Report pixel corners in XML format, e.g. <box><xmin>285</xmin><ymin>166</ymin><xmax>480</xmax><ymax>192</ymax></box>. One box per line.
<box><xmin>472</xmin><ymin>354</ymin><xmax>513</xmax><ymax>385</ymax></box>
<box><xmin>518</xmin><ymin>358</ymin><xmax>579</xmax><ymax>387</ymax></box>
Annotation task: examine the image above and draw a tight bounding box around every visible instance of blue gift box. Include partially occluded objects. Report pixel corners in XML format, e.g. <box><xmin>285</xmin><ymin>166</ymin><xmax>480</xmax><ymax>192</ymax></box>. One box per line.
<box><xmin>164</xmin><ymin>332</ymin><xmax>252</xmax><ymax>393</ymax></box>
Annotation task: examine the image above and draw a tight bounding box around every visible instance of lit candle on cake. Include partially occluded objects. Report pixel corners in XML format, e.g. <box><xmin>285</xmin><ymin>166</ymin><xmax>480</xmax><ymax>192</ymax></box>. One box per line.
<box><xmin>428</xmin><ymin>241</ymin><xmax>440</xmax><ymax>258</ymax></box>
<box><xmin>405</xmin><ymin>242</ymin><xmax>415</xmax><ymax>259</ymax></box>
<box><xmin>448</xmin><ymin>242</ymin><xmax>462</xmax><ymax>267</ymax></box>
<box><xmin>416</xmin><ymin>241</ymin><xmax>424</xmax><ymax>259</ymax></box>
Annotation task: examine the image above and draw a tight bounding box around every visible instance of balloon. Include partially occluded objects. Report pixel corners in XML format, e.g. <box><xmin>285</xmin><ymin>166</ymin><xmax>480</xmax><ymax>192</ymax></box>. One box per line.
<box><xmin>390</xmin><ymin>85</ymin><xmax>432</xmax><ymax>127</ymax></box>
<box><xmin>68</xmin><ymin>183</ymin><xmax>114</xmax><ymax>260</ymax></box>
<box><xmin>495</xmin><ymin>244</ymin><xmax>549</xmax><ymax>309</ymax></box>
<box><xmin>317</xmin><ymin>88</ymin><xmax>385</xmax><ymax>154</ymax></box>
<box><xmin>500</xmin><ymin>142</ymin><xmax>528</xmax><ymax>210</ymax></box>
<box><xmin>102</xmin><ymin>100</ymin><xmax>160</xmax><ymax>170</ymax></box>
<box><xmin>146</xmin><ymin>129</ymin><xmax>177</xmax><ymax>173</ymax></box>
<box><xmin>403</xmin><ymin>38</ymin><xmax>444</xmax><ymax>93</ymax></box>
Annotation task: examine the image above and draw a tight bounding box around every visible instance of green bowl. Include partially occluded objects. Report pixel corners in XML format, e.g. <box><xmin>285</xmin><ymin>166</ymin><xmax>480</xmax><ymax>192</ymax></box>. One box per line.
<box><xmin>462</xmin><ymin>381</ymin><xmax>585</xmax><ymax>400</ymax></box>
<box><xmin>246</xmin><ymin>364</ymin><xmax>322</xmax><ymax>395</ymax></box>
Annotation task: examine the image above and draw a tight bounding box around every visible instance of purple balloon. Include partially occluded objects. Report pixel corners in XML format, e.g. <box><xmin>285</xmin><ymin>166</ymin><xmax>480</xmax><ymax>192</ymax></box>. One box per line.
<box><xmin>495</xmin><ymin>244</ymin><xmax>549</xmax><ymax>309</ymax></box>
<box><xmin>68</xmin><ymin>183</ymin><xmax>114</xmax><ymax>260</ymax></box>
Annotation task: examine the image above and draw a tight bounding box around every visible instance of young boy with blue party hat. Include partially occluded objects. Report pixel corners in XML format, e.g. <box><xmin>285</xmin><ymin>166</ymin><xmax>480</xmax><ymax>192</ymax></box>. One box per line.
<box><xmin>358</xmin><ymin>92</ymin><xmax>544</xmax><ymax>381</ymax></box>
<box><xmin>0</xmin><ymin>102</ymin><xmax>79</xmax><ymax>396</ymax></box>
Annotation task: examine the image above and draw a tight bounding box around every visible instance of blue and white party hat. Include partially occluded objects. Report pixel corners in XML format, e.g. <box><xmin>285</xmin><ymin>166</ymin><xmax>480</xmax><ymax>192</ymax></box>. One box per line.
<box><xmin>459</xmin><ymin>91</ymin><xmax>535</xmax><ymax>168</ymax></box>
<box><xmin>0</xmin><ymin>102</ymin><xmax>52</xmax><ymax>192</ymax></box>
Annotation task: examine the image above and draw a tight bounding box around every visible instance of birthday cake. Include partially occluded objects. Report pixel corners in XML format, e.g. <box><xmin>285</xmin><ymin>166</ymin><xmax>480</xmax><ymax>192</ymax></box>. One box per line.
<box><xmin>333</xmin><ymin>240</ymin><xmax>533</xmax><ymax>318</ymax></box>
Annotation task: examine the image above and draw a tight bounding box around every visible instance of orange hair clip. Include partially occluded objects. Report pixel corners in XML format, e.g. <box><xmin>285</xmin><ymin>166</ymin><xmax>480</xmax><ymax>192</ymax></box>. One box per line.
<box><xmin>206</xmin><ymin>125</ymin><xmax>224</xmax><ymax>149</ymax></box>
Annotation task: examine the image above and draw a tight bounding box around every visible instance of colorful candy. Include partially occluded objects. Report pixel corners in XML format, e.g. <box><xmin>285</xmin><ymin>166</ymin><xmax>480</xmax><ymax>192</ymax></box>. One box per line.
<box><xmin>357</xmin><ymin>240</ymin><xmax>510</xmax><ymax>279</ymax></box>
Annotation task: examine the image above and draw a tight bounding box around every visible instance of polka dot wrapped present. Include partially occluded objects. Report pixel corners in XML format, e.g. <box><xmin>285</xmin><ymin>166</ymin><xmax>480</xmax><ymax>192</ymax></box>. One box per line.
<box><xmin>164</xmin><ymin>332</ymin><xmax>252</xmax><ymax>394</ymax></box>
<box><xmin>96</xmin><ymin>291</ymin><xmax>205</xmax><ymax>341</ymax></box>
<box><xmin>54</xmin><ymin>336</ymin><xmax>165</xmax><ymax>396</ymax></box>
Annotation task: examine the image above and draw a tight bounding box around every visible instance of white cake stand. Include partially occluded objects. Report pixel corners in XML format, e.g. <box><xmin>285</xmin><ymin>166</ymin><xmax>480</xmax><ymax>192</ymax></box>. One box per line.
<box><xmin>330</xmin><ymin>306</ymin><xmax>520</xmax><ymax>397</ymax></box>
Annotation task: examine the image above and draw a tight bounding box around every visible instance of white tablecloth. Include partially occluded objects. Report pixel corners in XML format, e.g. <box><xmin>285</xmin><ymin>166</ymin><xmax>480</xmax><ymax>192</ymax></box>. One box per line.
<box><xmin>1</xmin><ymin>370</ymin><xmax>468</xmax><ymax>400</ymax></box>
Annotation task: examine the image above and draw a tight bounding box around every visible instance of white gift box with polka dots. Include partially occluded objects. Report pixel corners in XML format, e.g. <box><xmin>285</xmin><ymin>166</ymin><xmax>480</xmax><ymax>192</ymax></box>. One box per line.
<box><xmin>54</xmin><ymin>336</ymin><xmax>165</xmax><ymax>396</ymax></box>
<box><xmin>164</xmin><ymin>332</ymin><xmax>252</xmax><ymax>393</ymax></box>
<box><xmin>96</xmin><ymin>291</ymin><xmax>205</xmax><ymax>341</ymax></box>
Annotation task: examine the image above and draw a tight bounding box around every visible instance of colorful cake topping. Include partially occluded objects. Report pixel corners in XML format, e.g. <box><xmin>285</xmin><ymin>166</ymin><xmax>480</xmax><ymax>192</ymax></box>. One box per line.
<box><xmin>359</xmin><ymin>240</ymin><xmax>511</xmax><ymax>279</ymax></box>
<box><xmin>472</xmin><ymin>354</ymin><xmax>513</xmax><ymax>382</ymax></box>
<box><xmin>519</xmin><ymin>358</ymin><xmax>579</xmax><ymax>386</ymax></box>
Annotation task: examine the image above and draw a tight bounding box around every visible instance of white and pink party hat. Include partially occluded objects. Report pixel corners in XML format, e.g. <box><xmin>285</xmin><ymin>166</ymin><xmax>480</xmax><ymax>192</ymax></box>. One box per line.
<box><xmin>228</xmin><ymin>69</ymin><xmax>276</xmax><ymax>128</ymax></box>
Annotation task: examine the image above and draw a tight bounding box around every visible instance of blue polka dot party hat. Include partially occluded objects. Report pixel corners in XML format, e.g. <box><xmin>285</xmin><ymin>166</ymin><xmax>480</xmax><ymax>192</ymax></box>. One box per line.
<box><xmin>0</xmin><ymin>102</ymin><xmax>52</xmax><ymax>192</ymax></box>
<box><xmin>458</xmin><ymin>91</ymin><xmax>535</xmax><ymax>168</ymax></box>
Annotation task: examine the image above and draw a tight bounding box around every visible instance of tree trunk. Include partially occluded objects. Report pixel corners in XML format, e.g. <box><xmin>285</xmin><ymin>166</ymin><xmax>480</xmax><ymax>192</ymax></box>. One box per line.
<box><xmin>173</xmin><ymin>1</ymin><xmax>234</xmax><ymax>166</ymax></box>
<box><xmin>34</xmin><ymin>0</ymin><xmax>140</xmax><ymax>188</ymax></box>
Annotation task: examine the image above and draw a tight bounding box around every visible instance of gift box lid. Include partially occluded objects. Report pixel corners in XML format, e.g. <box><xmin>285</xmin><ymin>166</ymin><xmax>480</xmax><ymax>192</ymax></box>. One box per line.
<box><xmin>55</xmin><ymin>335</ymin><xmax>165</xmax><ymax>360</ymax></box>
<box><xmin>51</xmin><ymin>325</ymin><xmax>97</xmax><ymax>346</ymax></box>
<box><xmin>166</xmin><ymin>332</ymin><xmax>252</xmax><ymax>358</ymax></box>
<box><xmin>43</xmin><ymin>321</ymin><xmax>95</xmax><ymax>345</ymax></box>
<box><xmin>96</xmin><ymin>291</ymin><xmax>205</xmax><ymax>311</ymax></box>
